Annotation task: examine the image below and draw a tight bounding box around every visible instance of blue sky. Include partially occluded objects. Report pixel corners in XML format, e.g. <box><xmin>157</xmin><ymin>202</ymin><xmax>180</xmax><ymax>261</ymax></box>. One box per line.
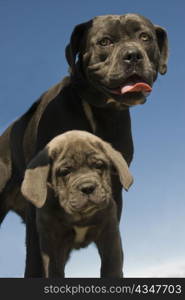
<box><xmin>0</xmin><ymin>0</ymin><xmax>185</xmax><ymax>277</ymax></box>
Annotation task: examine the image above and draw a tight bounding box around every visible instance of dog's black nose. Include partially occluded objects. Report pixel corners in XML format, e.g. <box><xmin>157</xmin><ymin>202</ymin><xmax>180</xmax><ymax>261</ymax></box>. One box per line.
<box><xmin>123</xmin><ymin>49</ymin><xmax>143</xmax><ymax>63</ymax></box>
<box><xmin>80</xmin><ymin>183</ymin><xmax>96</xmax><ymax>195</ymax></box>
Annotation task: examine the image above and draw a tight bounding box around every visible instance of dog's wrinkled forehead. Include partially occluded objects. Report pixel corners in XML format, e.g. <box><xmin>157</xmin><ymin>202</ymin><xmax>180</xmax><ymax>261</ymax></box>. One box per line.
<box><xmin>47</xmin><ymin>131</ymin><xmax>106</xmax><ymax>166</ymax></box>
<box><xmin>88</xmin><ymin>14</ymin><xmax>155</xmax><ymax>40</ymax></box>
<box><xmin>56</xmin><ymin>141</ymin><xmax>104</xmax><ymax>168</ymax></box>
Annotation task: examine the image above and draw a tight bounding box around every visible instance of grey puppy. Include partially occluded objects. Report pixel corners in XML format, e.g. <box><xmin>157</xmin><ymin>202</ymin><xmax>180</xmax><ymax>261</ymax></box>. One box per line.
<box><xmin>0</xmin><ymin>14</ymin><xmax>168</xmax><ymax>276</ymax></box>
<box><xmin>21</xmin><ymin>131</ymin><xmax>133</xmax><ymax>278</ymax></box>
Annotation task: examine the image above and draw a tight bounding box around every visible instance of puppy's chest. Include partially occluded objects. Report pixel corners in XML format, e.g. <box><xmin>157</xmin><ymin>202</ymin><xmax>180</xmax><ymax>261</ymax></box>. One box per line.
<box><xmin>72</xmin><ymin>225</ymin><xmax>98</xmax><ymax>248</ymax></box>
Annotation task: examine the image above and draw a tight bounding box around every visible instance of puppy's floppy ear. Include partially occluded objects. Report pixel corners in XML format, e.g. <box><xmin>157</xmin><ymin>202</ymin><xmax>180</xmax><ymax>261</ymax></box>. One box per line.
<box><xmin>98</xmin><ymin>141</ymin><xmax>133</xmax><ymax>191</ymax></box>
<box><xmin>21</xmin><ymin>148</ymin><xmax>50</xmax><ymax>208</ymax></box>
<box><xmin>65</xmin><ymin>20</ymin><xmax>92</xmax><ymax>74</ymax></box>
<box><xmin>155</xmin><ymin>26</ymin><xmax>169</xmax><ymax>75</ymax></box>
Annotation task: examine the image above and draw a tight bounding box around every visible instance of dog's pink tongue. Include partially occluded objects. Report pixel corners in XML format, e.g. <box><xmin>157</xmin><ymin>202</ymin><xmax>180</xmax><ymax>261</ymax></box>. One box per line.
<box><xmin>121</xmin><ymin>82</ymin><xmax>152</xmax><ymax>94</ymax></box>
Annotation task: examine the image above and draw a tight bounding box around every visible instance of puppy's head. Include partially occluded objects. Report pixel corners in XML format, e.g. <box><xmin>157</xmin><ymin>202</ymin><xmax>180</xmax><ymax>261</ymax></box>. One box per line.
<box><xmin>66</xmin><ymin>14</ymin><xmax>168</xmax><ymax>108</ymax></box>
<box><xmin>21</xmin><ymin>131</ymin><xmax>133</xmax><ymax>218</ymax></box>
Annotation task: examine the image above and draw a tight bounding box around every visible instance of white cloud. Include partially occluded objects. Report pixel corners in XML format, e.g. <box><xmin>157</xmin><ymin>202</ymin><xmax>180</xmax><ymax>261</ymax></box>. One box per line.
<box><xmin>126</xmin><ymin>259</ymin><xmax>185</xmax><ymax>277</ymax></box>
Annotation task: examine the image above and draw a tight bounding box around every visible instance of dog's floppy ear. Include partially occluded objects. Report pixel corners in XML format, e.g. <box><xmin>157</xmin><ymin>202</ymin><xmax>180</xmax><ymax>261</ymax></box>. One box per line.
<box><xmin>98</xmin><ymin>141</ymin><xmax>133</xmax><ymax>191</ymax></box>
<box><xmin>21</xmin><ymin>148</ymin><xmax>50</xmax><ymax>208</ymax></box>
<box><xmin>65</xmin><ymin>20</ymin><xmax>92</xmax><ymax>74</ymax></box>
<box><xmin>155</xmin><ymin>26</ymin><xmax>169</xmax><ymax>75</ymax></box>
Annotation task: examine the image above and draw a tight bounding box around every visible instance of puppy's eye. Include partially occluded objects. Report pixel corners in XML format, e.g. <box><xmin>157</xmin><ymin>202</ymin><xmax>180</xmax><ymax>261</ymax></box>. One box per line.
<box><xmin>140</xmin><ymin>32</ymin><xmax>151</xmax><ymax>42</ymax></box>
<box><xmin>94</xmin><ymin>161</ymin><xmax>107</xmax><ymax>170</ymax></box>
<box><xmin>99</xmin><ymin>37</ymin><xmax>113</xmax><ymax>46</ymax></box>
<box><xmin>58</xmin><ymin>168</ymin><xmax>72</xmax><ymax>177</ymax></box>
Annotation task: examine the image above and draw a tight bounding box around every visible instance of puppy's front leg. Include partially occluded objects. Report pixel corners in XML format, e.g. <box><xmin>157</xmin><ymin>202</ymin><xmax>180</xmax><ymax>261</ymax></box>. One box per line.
<box><xmin>41</xmin><ymin>253</ymin><xmax>66</xmax><ymax>278</ymax></box>
<box><xmin>96</xmin><ymin>214</ymin><xmax>123</xmax><ymax>278</ymax></box>
<box><xmin>40</xmin><ymin>239</ymin><xmax>71</xmax><ymax>278</ymax></box>
<box><xmin>49</xmin><ymin>250</ymin><xmax>70</xmax><ymax>278</ymax></box>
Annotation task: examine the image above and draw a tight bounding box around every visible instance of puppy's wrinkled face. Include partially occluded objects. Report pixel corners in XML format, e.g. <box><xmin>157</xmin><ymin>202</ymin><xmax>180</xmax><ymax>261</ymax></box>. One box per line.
<box><xmin>80</xmin><ymin>14</ymin><xmax>167</xmax><ymax>107</ymax></box>
<box><xmin>51</xmin><ymin>141</ymin><xmax>112</xmax><ymax>217</ymax></box>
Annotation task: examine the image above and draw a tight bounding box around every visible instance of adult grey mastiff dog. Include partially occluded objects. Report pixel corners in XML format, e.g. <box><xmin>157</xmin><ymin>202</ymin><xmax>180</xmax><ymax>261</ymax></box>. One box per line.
<box><xmin>21</xmin><ymin>131</ymin><xmax>133</xmax><ymax>278</ymax></box>
<box><xmin>0</xmin><ymin>13</ymin><xmax>168</xmax><ymax>277</ymax></box>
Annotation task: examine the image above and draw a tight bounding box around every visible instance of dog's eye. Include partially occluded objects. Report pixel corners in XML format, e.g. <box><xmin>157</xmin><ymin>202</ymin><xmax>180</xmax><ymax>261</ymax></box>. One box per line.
<box><xmin>98</xmin><ymin>37</ymin><xmax>113</xmax><ymax>46</ymax></box>
<box><xmin>94</xmin><ymin>161</ymin><xmax>107</xmax><ymax>170</ymax></box>
<box><xmin>58</xmin><ymin>168</ymin><xmax>72</xmax><ymax>177</ymax></box>
<box><xmin>139</xmin><ymin>32</ymin><xmax>151</xmax><ymax>42</ymax></box>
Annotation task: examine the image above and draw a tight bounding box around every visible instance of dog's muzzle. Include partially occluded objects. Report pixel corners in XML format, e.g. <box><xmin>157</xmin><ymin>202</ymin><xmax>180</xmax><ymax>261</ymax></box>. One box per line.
<box><xmin>67</xmin><ymin>177</ymin><xmax>109</xmax><ymax>215</ymax></box>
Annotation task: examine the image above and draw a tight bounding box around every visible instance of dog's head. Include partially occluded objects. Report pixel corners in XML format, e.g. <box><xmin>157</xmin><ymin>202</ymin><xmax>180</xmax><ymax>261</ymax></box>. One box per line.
<box><xmin>21</xmin><ymin>131</ymin><xmax>133</xmax><ymax>219</ymax></box>
<box><xmin>66</xmin><ymin>14</ymin><xmax>168</xmax><ymax>108</ymax></box>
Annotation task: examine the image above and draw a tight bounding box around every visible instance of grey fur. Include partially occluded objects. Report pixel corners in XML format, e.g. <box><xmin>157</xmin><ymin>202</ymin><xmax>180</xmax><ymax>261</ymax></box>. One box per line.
<box><xmin>0</xmin><ymin>14</ymin><xmax>168</xmax><ymax>277</ymax></box>
<box><xmin>21</xmin><ymin>131</ymin><xmax>133</xmax><ymax>278</ymax></box>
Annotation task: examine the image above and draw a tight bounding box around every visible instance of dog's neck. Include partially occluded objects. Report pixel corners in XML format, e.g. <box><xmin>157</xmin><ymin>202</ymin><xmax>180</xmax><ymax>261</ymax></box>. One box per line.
<box><xmin>69</xmin><ymin>74</ymin><xmax>133</xmax><ymax>165</ymax></box>
<box><xmin>70</xmin><ymin>66</ymin><xmax>129</xmax><ymax>110</ymax></box>
<box><xmin>81</xmin><ymin>100</ymin><xmax>96</xmax><ymax>133</ymax></box>
<box><xmin>70</xmin><ymin>74</ymin><xmax>130</xmax><ymax>134</ymax></box>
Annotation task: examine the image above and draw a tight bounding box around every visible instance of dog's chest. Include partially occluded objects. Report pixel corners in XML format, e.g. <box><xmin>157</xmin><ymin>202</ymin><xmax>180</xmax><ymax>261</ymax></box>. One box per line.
<box><xmin>73</xmin><ymin>226</ymin><xmax>89</xmax><ymax>243</ymax></box>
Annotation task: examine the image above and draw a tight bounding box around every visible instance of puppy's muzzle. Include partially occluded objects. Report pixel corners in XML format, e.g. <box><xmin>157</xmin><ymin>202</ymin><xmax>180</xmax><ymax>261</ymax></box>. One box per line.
<box><xmin>69</xmin><ymin>178</ymin><xmax>109</xmax><ymax>214</ymax></box>
<box><xmin>79</xmin><ymin>182</ymin><xmax>97</xmax><ymax>195</ymax></box>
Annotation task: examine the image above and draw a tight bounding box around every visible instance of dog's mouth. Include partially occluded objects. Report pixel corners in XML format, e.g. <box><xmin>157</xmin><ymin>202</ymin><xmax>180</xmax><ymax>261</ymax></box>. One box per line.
<box><xmin>104</xmin><ymin>75</ymin><xmax>152</xmax><ymax>98</ymax></box>
<box><xmin>68</xmin><ymin>197</ymin><xmax>108</xmax><ymax>218</ymax></box>
<box><xmin>81</xmin><ymin>205</ymin><xmax>99</xmax><ymax>215</ymax></box>
<box><xmin>71</xmin><ymin>203</ymin><xmax>106</xmax><ymax>215</ymax></box>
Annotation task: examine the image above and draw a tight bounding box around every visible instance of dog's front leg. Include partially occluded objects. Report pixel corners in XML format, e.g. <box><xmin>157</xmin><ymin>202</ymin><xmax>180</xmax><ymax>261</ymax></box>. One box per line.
<box><xmin>41</xmin><ymin>251</ymin><xmax>66</xmax><ymax>278</ymax></box>
<box><xmin>40</xmin><ymin>237</ymin><xmax>71</xmax><ymax>278</ymax></box>
<box><xmin>24</xmin><ymin>203</ymin><xmax>44</xmax><ymax>278</ymax></box>
<box><xmin>95</xmin><ymin>216</ymin><xmax>123</xmax><ymax>278</ymax></box>
<box><xmin>48</xmin><ymin>250</ymin><xmax>69</xmax><ymax>278</ymax></box>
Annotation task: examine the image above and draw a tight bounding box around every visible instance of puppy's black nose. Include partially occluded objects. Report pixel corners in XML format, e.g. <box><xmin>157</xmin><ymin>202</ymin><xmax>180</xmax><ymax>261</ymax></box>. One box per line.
<box><xmin>123</xmin><ymin>49</ymin><xmax>143</xmax><ymax>63</ymax></box>
<box><xmin>80</xmin><ymin>183</ymin><xmax>96</xmax><ymax>195</ymax></box>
